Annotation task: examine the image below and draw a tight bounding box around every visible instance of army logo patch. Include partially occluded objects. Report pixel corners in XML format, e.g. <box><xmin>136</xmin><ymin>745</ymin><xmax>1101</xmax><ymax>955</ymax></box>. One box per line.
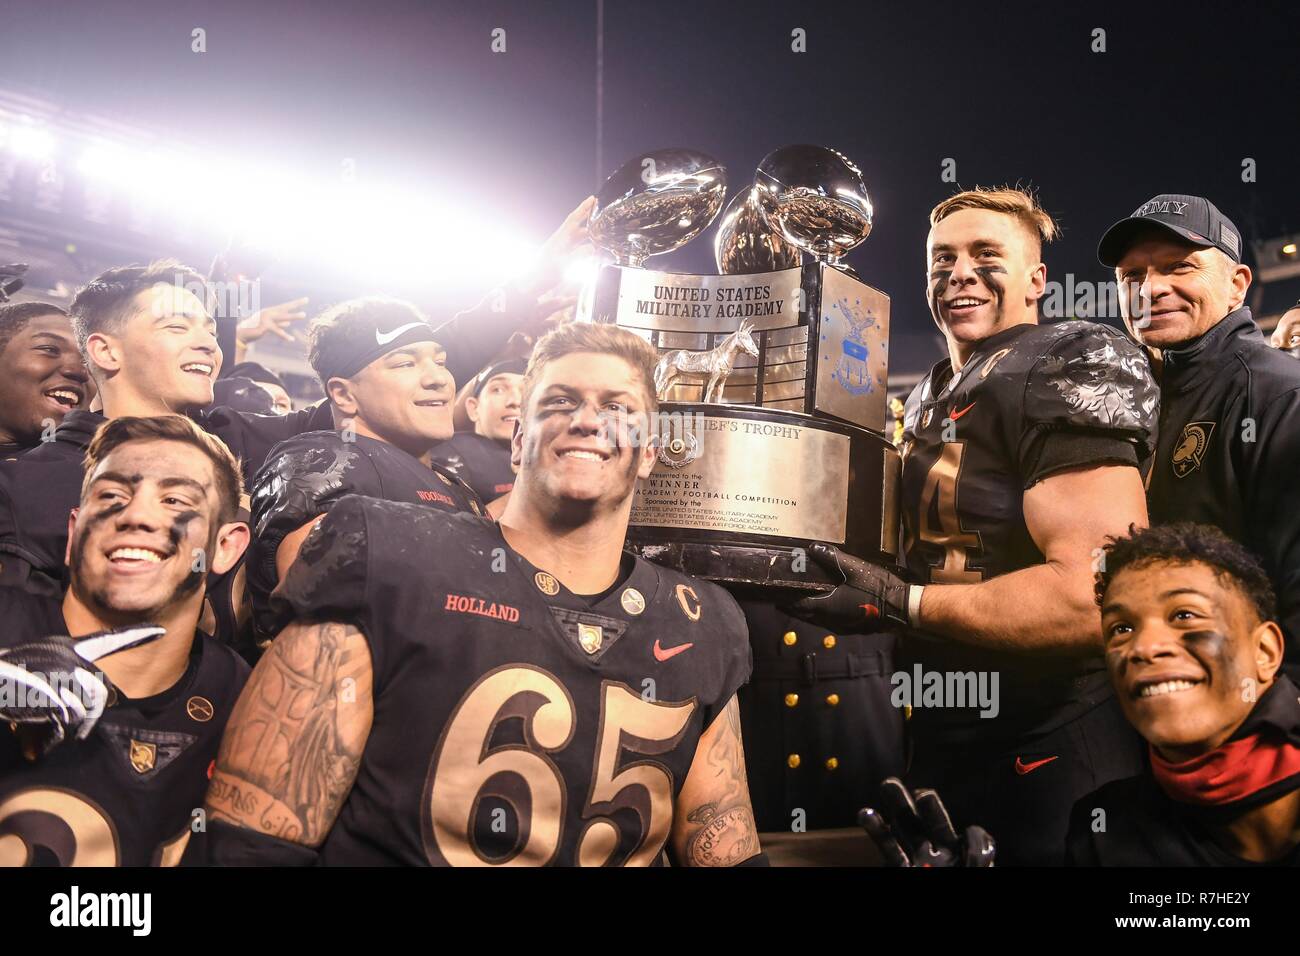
<box><xmin>129</xmin><ymin>740</ymin><xmax>157</xmax><ymax>774</ymax></box>
<box><xmin>534</xmin><ymin>571</ymin><xmax>560</xmax><ymax>596</ymax></box>
<box><xmin>675</xmin><ymin>584</ymin><xmax>702</xmax><ymax>622</ymax></box>
<box><xmin>621</xmin><ymin>587</ymin><xmax>646</xmax><ymax>616</ymax></box>
<box><xmin>186</xmin><ymin>696</ymin><xmax>214</xmax><ymax>722</ymax></box>
<box><xmin>921</xmin><ymin>407</ymin><xmax>934</xmax><ymax>429</ymax></box>
<box><xmin>1172</xmin><ymin>421</ymin><xmax>1215</xmax><ymax>478</ymax></box>
<box><xmin>577</xmin><ymin>622</ymin><xmax>603</xmax><ymax>654</ymax></box>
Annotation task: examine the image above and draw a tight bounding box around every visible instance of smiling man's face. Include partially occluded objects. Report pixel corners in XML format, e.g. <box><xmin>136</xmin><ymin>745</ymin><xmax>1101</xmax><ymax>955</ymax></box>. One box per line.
<box><xmin>0</xmin><ymin>312</ymin><xmax>94</xmax><ymax>444</ymax></box>
<box><xmin>512</xmin><ymin>352</ymin><xmax>656</xmax><ymax>518</ymax></box>
<box><xmin>1101</xmin><ymin>560</ymin><xmax>1283</xmax><ymax>762</ymax></box>
<box><xmin>1115</xmin><ymin>236</ymin><xmax>1250</xmax><ymax>349</ymax></box>
<box><xmin>68</xmin><ymin>439</ymin><xmax>227</xmax><ymax>620</ymax></box>
<box><xmin>925</xmin><ymin>207</ymin><xmax>1046</xmax><ymax>360</ymax></box>
<box><xmin>107</xmin><ymin>284</ymin><xmax>221</xmax><ymax>410</ymax></box>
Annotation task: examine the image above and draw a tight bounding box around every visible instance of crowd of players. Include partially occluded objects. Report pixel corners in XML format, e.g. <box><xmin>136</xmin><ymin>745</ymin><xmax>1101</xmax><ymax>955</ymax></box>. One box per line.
<box><xmin>0</xmin><ymin>185</ymin><xmax>1298</xmax><ymax>867</ymax></box>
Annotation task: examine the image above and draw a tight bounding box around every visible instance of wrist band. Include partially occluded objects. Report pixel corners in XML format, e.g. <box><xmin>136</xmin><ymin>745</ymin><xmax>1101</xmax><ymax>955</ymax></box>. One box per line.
<box><xmin>907</xmin><ymin>585</ymin><xmax>925</xmax><ymax>628</ymax></box>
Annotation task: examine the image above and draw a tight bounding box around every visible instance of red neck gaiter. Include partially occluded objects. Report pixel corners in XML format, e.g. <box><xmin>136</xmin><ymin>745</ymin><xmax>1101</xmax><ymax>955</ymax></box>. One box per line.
<box><xmin>1150</xmin><ymin>735</ymin><xmax>1300</xmax><ymax>807</ymax></box>
<box><xmin>1149</xmin><ymin>675</ymin><xmax>1300</xmax><ymax>811</ymax></box>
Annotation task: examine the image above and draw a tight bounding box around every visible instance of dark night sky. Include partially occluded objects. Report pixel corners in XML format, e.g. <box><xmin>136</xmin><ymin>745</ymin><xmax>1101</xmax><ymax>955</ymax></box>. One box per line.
<box><xmin>2</xmin><ymin>0</ymin><xmax>1297</xmax><ymax>374</ymax></box>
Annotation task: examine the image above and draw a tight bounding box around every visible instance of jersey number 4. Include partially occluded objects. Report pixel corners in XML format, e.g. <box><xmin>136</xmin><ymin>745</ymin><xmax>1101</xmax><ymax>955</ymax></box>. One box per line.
<box><xmin>915</xmin><ymin>441</ymin><xmax>983</xmax><ymax>583</ymax></box>
<box><xmin>424</xmin><ymin>664</ymin><xmax>696</xmax><ymax>866</ymax></box>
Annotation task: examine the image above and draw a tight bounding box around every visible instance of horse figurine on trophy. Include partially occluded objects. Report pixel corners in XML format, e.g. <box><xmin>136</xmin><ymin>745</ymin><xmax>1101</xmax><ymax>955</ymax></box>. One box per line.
<box><xmin>653</xmin><ymin>320</ymin><xmax>760</xmax><ymax>403</ymax></box>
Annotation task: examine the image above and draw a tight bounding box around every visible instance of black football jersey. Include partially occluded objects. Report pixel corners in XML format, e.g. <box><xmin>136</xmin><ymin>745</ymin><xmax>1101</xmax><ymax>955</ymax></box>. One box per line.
<box><xmin>272</xmin><ymin>495</ymin><xmax>752</xmax><ymax>866</ymax></box>
<box><xmin>428</xmin><ymin>431</ymin><xmax>516</xmax><ymax>503</ymax></box>
<box><xmin>248</xmin><ymin>430</ymin><xmax>485</xmax><ymax>642</ymax></box>
<box><xmin>0</xmin><ymin>590</ymin><xmax>250</xmax><ymax>866</ymax></box>
<box><xmin>899</xmin><ymin>321</ymin><xmax>1158</xmax><ymax>743</ymax></box>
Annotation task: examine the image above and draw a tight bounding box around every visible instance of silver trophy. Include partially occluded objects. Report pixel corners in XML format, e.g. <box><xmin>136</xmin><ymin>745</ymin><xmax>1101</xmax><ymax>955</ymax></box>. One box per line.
<box><xmin>754</xmin><ymin>144</ymin><xmax>873</xmax><ymax>269</ymax></box>
<box><xmin>589</xmin><ymin>148</ymin><xmax>728</xmax><ymax>268</ymax></box>
<box><xmin>714</xmin><ymin>186</ymin><xmax>801</xmax><ymax>276</ymax></box>
<box><xmin>585</xmin><ymin>147</ymin><xmax>899</xmax><ymax>590</ymax></box>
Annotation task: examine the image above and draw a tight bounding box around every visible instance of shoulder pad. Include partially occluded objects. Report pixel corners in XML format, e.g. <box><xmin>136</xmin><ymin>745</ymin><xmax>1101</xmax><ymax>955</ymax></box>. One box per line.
<box><xmin>250</xmin><ymin>432</ymin><xmax>367</xmax><ymax>539</ymax></box>
<box><xmin>1023</xmin><ymin>322</ymin><xmax>1158</xmax><ymax>447</ymax></box>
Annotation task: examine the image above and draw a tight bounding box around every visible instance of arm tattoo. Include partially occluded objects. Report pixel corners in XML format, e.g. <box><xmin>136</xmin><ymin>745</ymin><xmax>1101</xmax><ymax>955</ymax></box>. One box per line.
<box><xmin>680</xmin><ymin>697</ymin><xmax>759</xmax><ymax>866</ymax></box>
<box><xmin>205</xmin><ymin>620</ymin><xmax>373</xmax><ymax>846</ymax></box>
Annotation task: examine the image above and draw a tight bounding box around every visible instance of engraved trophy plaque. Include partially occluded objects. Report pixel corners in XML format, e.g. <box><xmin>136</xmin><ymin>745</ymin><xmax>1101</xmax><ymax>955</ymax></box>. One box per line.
<box><xmin>587</xmin><ymin>146</ymin><xmax>901</xmax><ymax>591</ymax></box>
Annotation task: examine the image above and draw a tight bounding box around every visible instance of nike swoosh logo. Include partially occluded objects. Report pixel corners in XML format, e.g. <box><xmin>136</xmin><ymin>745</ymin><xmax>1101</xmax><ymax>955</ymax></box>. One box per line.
<box><xmin>1014</xmin><ymin>755</ymin><xmax>1058</xmax><ymax>775</ymax></box>
<box><xmin>950</xmin><ymin>402</ymin><xmax>976</xmax><ymax>421</ymax></box>
<box><xmin>375</xmin><ymin>321</ymin><xmax>427</xmax><ymax>346</ymax></box>
<box><xmin>653</xmin><ymin>639</ymin><xmax>694</xmax><ymax>662</ymax></box>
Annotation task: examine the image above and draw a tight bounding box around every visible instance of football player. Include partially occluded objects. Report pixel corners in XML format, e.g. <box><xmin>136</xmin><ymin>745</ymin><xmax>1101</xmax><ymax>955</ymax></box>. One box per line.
<box><xmin>0</xmin><ymin>302</ymin><xmax>94</xmax><ymax>458</ymax></box>
<box><xmin>198</xmin><ymin>322</ymin><xmax>761</xmax><ymax>866</ymax></box>
<box><xmin>429</xmin><ymin>356</ymin><xmax>524</xmax><ymax>508</ymax></box>
<box><xmin>0</xmin><ymin>415</ymin><xmax>250</xmax><ymax>865</ymax></box>
<box><xmin>1070</xmin><ymin>523</ymin><xmax>1298</xmax><ymax>865</ymax></box>
<box><xmin>246</xmin><ymin>297</ymin><xmax>483</xmax><ymax>645</ymax></box>
<box><xmin>793</xmin><ymin>187</ymin><xmax>1158</xmax><ymax>865</ymax></box>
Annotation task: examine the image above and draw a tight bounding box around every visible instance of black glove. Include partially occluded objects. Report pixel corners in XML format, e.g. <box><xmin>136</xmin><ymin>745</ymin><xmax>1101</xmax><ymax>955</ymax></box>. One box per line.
<box><xmin>0</xmin><ymin>626</ymin><xmax>165</xmax><ymax>756</ymax></box>
<box><xmin>858</xmin><ymin>777</ymin><xmax>995</xmax><ymax>867</ymax></box>
<box><xmin>786</xmin><ymin>542</ymin><xmax>912</xmax><ymax>633</ymax></box>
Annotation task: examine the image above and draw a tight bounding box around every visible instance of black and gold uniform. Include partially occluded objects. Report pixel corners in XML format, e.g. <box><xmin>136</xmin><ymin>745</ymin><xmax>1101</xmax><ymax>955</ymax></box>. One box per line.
<box><xmin>428</xmin><ymin>431</ymin><xmax>515</xmax><ymax>504</ymax></box>
<box><xmin>0</xmin><ymin>589</ymin><xmax>249</xmax><ymax>866</ymax></box>
<box><xmin>899</xmin><ymin>319</ymin><xmax>1159</xmax><ymax>865</ymax></box>
<box><xmin>269</xmin><ymin>496</ymin><xmax>751</xmax><ymax>866</ymax></box>
<box><xmin>246</xmin><ymin>430</ymin><xmax>483</xmax><ymax>643</ymax></box>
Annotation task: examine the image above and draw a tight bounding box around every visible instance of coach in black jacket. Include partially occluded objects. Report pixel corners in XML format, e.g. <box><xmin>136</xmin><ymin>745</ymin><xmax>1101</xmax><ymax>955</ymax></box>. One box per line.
<box><xmin>1099</xmin><ymin>194</ymin><xmax>1300</xmax><ymax>656</ymax></box>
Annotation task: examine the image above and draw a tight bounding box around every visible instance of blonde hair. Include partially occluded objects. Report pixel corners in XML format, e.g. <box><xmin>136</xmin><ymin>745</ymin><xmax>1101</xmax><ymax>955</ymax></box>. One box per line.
<box><xmin>930</xmin><ymin>186</ymin><xmax>1059</xmax><ymax>254</ymax></box>
<box><xmin>522</xmin><ymin>322</ymin><xmax>660</xmax><ymax>417</ymax></box>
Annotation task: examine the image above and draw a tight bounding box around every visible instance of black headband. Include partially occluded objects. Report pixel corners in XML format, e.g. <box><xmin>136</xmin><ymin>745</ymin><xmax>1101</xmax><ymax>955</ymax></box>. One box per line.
<box><xmin>316</xmin><ymin>320</ymin><xmax>440</xmax><ymax>382</ymax></box>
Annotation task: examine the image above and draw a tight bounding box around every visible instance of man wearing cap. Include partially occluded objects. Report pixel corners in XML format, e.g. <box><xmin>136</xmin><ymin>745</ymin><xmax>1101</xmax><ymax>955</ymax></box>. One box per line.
<box><xmin>218</xmin><ymin>361</ymin><xmax>294</xmax><ymax>415</ymax></box>
<box><xmin>429</xmin><ymin>357</ymin><xmax>523</xmax><ymax>509</ymax></box>
<box><xmin>1100</xmin><ymin>194</ymin><xmax>1300</xmax><ymax>657</ymax></box>
<box><xmin>245</xmin><ymin>296</ymin><xmax>483</xmax><ymax>647</ymax></box>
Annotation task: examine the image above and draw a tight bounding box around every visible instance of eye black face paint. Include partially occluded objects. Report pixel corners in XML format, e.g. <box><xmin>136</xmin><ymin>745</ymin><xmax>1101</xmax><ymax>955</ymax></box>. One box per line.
<box><xmin>1182</xmin><ymin>628</ymin><xmax>1237</xmax><ymax>689</ymax></box>
<box><xmin>973</xmin><ymin>265</ymin><xmax>1007</xmax><ymax>305</ymax></box>
<box><xmin>168</xmin><ymin>510</ymin><xmax>207</xmax><ymax>602</ymax></box>
<box><xmin>929</xmin><ymin>268</ymin><xmax>952</xmax><ymax>316</ymax></box>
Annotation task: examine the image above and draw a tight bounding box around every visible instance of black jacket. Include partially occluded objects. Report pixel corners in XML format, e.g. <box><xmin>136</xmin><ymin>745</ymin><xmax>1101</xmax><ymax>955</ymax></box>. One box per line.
<box><xmin>1148</xmin><ymin>307</ymin><xmax>1300</xmax><ymax>652</ymax></box>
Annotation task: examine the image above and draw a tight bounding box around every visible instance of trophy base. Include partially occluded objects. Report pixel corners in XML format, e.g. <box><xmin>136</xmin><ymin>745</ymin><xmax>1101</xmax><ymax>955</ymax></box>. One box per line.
<box><xmin>627</xmin><ymin>402</ymin><xmax>901</xmax><ymax>591</ymax></box>
<box><xmin>623</xmin><ymin>539</ymin><xmax>837</xmax><ymax>594</ymax></box>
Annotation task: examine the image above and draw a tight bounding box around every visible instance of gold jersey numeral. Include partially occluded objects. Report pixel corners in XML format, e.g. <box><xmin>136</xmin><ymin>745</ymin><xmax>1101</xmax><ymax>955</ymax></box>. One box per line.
<box><xmin>915</xmin><ymin>441</ymin><xmax>983</xmax><ymax>584</ymax></box>
<box><xmin>426</xmin><ymin>664</ymin><xmax>696</xmax><ymax>866</ymax></box>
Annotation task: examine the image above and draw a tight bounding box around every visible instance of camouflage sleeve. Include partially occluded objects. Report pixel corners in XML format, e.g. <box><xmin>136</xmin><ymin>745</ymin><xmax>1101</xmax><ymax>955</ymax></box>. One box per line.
<box><xmin>248</xmin><ymin>434</ymin><xmax>374</xmax><ymax>639</ymax></box>
<box><xmin>1018</xmin><ymin>325</ymin><xmax>1159</xmax><ymax>487</ymax></box>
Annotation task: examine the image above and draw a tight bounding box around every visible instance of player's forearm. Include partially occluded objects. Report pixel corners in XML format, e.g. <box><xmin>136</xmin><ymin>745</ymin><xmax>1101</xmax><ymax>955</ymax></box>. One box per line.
<box><xmin>203</xmin><ymin>619</ymin><xmax>374</xmax><ymax>847</ymax></box>
<box><xmin>670</xmin><ymin>697</ymin><xmax>762</xmax><ymax>866</ymax></box>
<box><xmin>917</xmin><ymin>559</ymin><xmax>1100</xmax><ymax>653</ymax></box>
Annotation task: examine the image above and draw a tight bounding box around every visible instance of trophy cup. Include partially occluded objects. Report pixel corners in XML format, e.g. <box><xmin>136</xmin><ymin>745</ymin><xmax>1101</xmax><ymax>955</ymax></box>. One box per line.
<box><xmin>587</xmin><ymin>145</ymin><xmax>901</xmax><ymax>591</ymax></box>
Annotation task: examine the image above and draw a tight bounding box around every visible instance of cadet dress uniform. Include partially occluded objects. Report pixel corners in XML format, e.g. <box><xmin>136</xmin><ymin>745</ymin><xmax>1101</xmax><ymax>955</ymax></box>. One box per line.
<box><xmin>735</xmin><ymin>598</ymin><xmax>904</xmax><ymax>832</ymax></box>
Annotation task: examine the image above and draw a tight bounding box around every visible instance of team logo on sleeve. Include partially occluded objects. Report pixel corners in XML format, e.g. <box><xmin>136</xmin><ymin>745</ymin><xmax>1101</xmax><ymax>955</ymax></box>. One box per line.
<box><xmin>675</xmin><ymin>584</ymin><xmax>702</xmax><ymax>621</ymax></box>
<box><xmin>1172</xmin><ymin>421</ymin><xmax>1215</xmax><ymax>478</ymax></box>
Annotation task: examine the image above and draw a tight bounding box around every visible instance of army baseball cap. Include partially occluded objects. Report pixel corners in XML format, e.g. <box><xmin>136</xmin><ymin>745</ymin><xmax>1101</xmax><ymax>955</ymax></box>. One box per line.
<box><xmin>1098</xmin><ymin>193</ymin><xmax>1242</xmax><ymax>267</ymax></box>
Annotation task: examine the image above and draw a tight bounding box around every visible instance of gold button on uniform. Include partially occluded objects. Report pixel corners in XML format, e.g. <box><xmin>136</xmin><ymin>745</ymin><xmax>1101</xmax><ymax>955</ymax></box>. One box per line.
<box><xmin>782</xmin><ymin>631</ymin><xmax>797</xmax><ymax>646</ymax></box>
<box><xmin>784</xmin><ymin>693</ymin><xmax>799</xmax><ymax>708</ymax></box>
<box><xmin>825</xmin><ymin>757</ymin><xmax>839</xmax><ymax>770</ymax></box>
<box><xmin>822</xmin><ymin>635</ymin><xmax>836</xmax><ymax>649</ymax></box>
<box><xmin>787</xmin><ymin>754</ymin><xmax>801</xmax><ymax>769</ymax></box>
<box><xmin>825</xmin><ymin>693</ymin><xmax>840</xmax><ymax>707</ymax></box>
